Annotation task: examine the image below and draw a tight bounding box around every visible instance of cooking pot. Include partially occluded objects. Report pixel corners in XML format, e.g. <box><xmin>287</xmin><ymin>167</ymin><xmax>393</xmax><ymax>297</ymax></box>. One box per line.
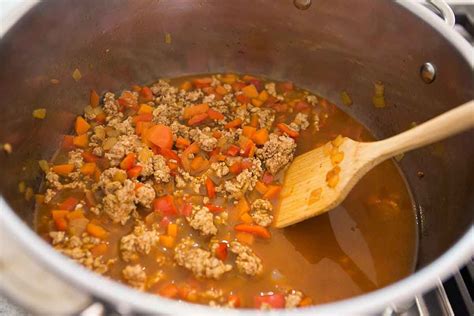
<box><xmin>0</xmin><ymin>0</ymin><xmax>472</xmax><ymax>315</ymax></box>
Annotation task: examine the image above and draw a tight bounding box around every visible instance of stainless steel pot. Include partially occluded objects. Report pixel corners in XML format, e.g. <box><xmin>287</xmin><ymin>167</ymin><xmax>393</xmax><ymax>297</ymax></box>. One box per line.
<box><xmin>0</xmin><ymin>0</ymin><xmax>472</xmax><ymax>315</ymax></box>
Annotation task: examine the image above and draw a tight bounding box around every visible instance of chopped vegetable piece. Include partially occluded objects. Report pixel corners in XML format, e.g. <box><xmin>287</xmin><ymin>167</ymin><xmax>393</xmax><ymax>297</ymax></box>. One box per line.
<box><xmin>175</xmin><ymin>137</ymin><xmax>190</xmax><ymax>149</ymax></box>
<box><xmin>251</xmin><ymin>98</ymin><xmax>263</xmax><ymax>107</ymax></box>
<box><xmin>190</xmin><ymin>156</ymin><xmax>209</xmax><ymax>173</ymax></box>
<box><xmin>242</xmin><ymin>126</ymin><xmax>257</xmax><ymax>138</ymax></box>
<box><xmin>229</xmin><ymin>161</ymin><xmax>242</xmax><ymax>174</ymax></box>
<box><xmin>221</xmin><ymin>74</ymin><xmax>237</xmax><ymax>84</ymax></box>
<box><xmin>226</xmin><ymin>145</ymin><xmax>240</xmax><ymax>157</ymax></box>
<box><xmin>262</xmin><ymin>172</ymin><xmax>273</xmax><ymax>184</ymax></box>
<box><xmin>51</xmin><ymin>210</ymin><xmax>69</xmax><ymax>231</ymax></box>
<box><xmin>90</xmin><ymin>243</ymin><xmax>108</xmax><ymax>257</ymax></box>
<box><xmin>84</xmin><ymin>190</ymin><xmax>96</xmax><ymax>207</ymax></box>
<box><xmin>80</xmin><ymin>162</ymin><xmax>96</xmax><ymax>176</ymax></box>
<box><xmin>340</xmin><ymin>91</ymin><xmax>353</xmax><ymax>106</ymax></box>
<box><xmin>120</xmin><ymin>153</ymin><xmax>136</xmax><ymax>170</ymax></box>
<box><xmin>249</xmin><ymin>114</ymin><xmax>259</xmax><ymax>128</ymax></box>
<box><xmin>192</xmin><ymin>77</ymin><xmax>212</xmax><ymax>88</ymax></box>
<box><xmin>2</xmin><ymin>143</ymin><xmax>12</xmax><ymax>154</ymax></box>
<box><xmin>81</xmin><ymin>151</ymin><xmax>99</xmax><ymax>163</ymax></box>
<box><xmin>138</xmin><ymin>104</ymin><xmax>154</xmax><ymax>114</ymax></box>
<box><xmin>225</xmin><ymin>118</ymin><xmax>242</xmax><ymax>129</ymax></box>
<box><xmin>263</xmin><ymin>185</ymin><xmax>282</xmax><ymax>199</ymax></box>
<box><xmin>254</xmin><ymin>293</ymin><xmax>285</xmax><ymax>309</ymax></box>
<box><xmin>207</xmin><ymin>108</ymin><xmax>225</xmax><ymax>120</ymax></box>
<box><xmin>188</xmin><ymin>113</ymin><xmax>209</xmax><ymax>125</ymax></box>
<box><xmin>133</xmin><ymin>113</ymin><xmax>153</xmax><ymax>124</ymax></box>
<box><xmin>140</xmin><ymin>86</ymin><xmax>154</xmax><ymax>102</ymax></box>
<box><xmin>86</xmin><ymin>223</ymin><xmax>108</xmax><ymax>239</ymax></box>
<box><xmin>236</xmin><ymin>94</ymin><xmax>250</xmax><ymax>104</ymax></box>
<box><xmin>52</xmin><ymin>164</ymin><xmax>74</xmax><ymax>176</ymax></box>
<box><xmin>215</xmin><ymin>242</ymin><xmax>228</xmax><ymax>261</ymax></box>
<box><xmin>73</xmin><ymin>134</ymin><xmax>89</xmax><ymax>148</ymax></box>
<box><xmin>242</xmin><ymin>84</ymin><xmax>259</xmax><ymax>98</ymax></box>
<box><xmin>164</xmin><ymin>33</ymin><xmax>172</xmax><ymax>45</ymax></box>
<box><xmin>75</xmin><ymin>116</ymin><xmax>91</xmax><ymax>135</ymax></box>
<box><xmin>180</xmin><ymin>81</ymin><xmax>192</xmax><ymax>91</ymax></box>
<box><xmin>153</xmin><ymin>195</ymin><xmax>177</xmax><ymax>216</ymax></box>
<box><xmin>235</xmin><ymin>232</ymin><xmax>255</xmax><ymax>245</ymax></box>
<box><xmin>90</xmin><ymin>90</ymin><xmax>100</xmax><ymax>107</ymax></box>
<box><xmin>67</xmin><ymin>210</ymin><xmax>85</xmax><ymax>220</ymax></box>
<box><xmin>18</xmin><ymin>181</ymin><xmax>25</xmax><ymax>193</ymax></box>
<box><xmin>279</xmin><ymin>81</ymin><xmax>294</xmax><ymax>92</ymax></box>
<box><xmin>205</xmin><ymin>204</ymin><xmax>224</xmax><ymax>213</ymax></box>
<box><xmin>146</xmin><ymin>124</ymin><xmax>173</xmax><ymax>149</ymax></box>
<box><xmin>205</xmin><ymin>177</ymin><xmax>216</xmax><ymax>199</ymax></box>
<box><xmin>38</xmin><ymin>160</ymin><xmax>49</xmax><ymax>172</ymax></box>
<box><xmin>180</xmin><ymin>203</ymin><xmax>193</xmax><ymax>217</ymax></box>
<box><xmin>215</xmin><ymin>85</ymin><xmax>227</xmax><ymax>95</ymax></box>
<box><xmin>72</xmin><ymin>68</ymin><xmax>82</xmax><ymax>81</ymax></box>
<box><xmin>35</xmin><ymin>194</ymin><xmax>45</xmax><ymax>204</ymax></box>
<box><xmin>258</xmin><ymin>90</ymin><xmax>269</xmax><ymax>101</ymax></box>
<box><xmin>235</xmin><ymin>198</ymin><xmax>250</xmax><ymax>215</ymax></box>
<box><xmin>167</xmin><ymin>223</ymin><xmax>178</xmax><ymax>237</ymax></box>
<box><xmin>235</xmin><ymin>224</ymin><xmax>271</xmax><ymax>239</ymax></box>
<box><xmin>240</xmin><ymin>212</ymin><xmax>253</xmax><ymax>224</ymax></box>
<box><xmin>228</xmin><ymin>294</ymin><xmax>241</xmax><ymax>308</ymax></box>
<box><xmin>159</xmin><ymin>148</ymin><xmax>180</xmax><ymax>162</ymax></box>
<box><xmin>159</xmin><ymin>283</ymin><xmax>179</xmax><ymax>298</ymax></box>
<box><xmin>251</xmin><ymin>128</ymin><xmax>269</xmax><ymax>145</ymax></box>
<box><xmin>127</xmin><ymin>165</ymin><xmax>142</xmax><ymax>178</ymax></box>
<box><xmin>276</xmin><ymin>123</ymin><xmax>299</xmax><ymax>138</ymax></box>
<box><xmin>255</xmin><ymin>181</ymin><xmax>268</xmax><ymax>195</ymax></box>
<box><xmin>32</xmin><ymin>108</ymin><xmax>47</xmax><ymax>119</ymax></box>
<box><xmin>58</xmin><ymin>196</ymin><xmax>79</xmax><ymax>211</ymax></box>
<box><xmin>159</xmin><ymin>235</ymin><xmax>175</xmax><ymax>248</ymax></box>
<box><xmin>299</xmin><ymin>297</ymin><xmax>313</xmax><ymax>307</ymax></box>
<box><xmin>183</xmin><ymin>103</ymin><xmax>209</xmax><ymax>119</ymax></box>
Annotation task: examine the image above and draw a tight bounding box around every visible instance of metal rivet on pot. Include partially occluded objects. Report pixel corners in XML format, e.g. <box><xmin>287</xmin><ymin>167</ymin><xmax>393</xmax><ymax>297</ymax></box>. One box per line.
<box><xmin>420</xmin><ymin>62</ymin><xmax>436</xmax><ymax>84</ymax></box>
<box><xmin>294</xmin><ymin>0</ymin><xmax>311</xmax><ymax>10</ymax></box>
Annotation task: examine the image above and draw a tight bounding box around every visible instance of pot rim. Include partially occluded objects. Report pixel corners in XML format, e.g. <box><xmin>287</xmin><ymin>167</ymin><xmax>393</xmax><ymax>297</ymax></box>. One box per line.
<box><xmin>1</xmin><ymin>0</ymin><xmax>473</xmax><ymax>314</ymax></box>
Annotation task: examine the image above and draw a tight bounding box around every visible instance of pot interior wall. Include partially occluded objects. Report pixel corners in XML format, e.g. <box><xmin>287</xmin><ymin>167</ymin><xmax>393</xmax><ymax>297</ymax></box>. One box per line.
<box><xmin>0</xmin><ymin>0</ymin><xmax>472</xmax><ymax>268</ymax></box>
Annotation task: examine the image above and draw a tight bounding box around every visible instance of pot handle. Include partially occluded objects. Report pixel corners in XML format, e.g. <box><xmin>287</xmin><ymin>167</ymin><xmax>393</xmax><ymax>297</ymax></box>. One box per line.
<box><xmin>427</xmin><ymin>0</ymin><xmax>456</xmax><ymax>28</ymax></box>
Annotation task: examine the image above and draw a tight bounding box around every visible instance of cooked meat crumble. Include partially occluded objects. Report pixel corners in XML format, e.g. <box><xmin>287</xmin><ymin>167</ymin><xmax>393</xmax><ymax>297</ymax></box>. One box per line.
<box><xmin>174</xmin><ymin>237</ymin><xmax>232</xmax><ymax>279</ymax></box>
<box><xmin>250</xmin><ymin>199</ymin><xmax>273</xmax><ymax>227</ymax></box>
<box><xmin>229</xmin><ymin>241</ymin><xmax>263</xmax><ymax>277</ymax></box>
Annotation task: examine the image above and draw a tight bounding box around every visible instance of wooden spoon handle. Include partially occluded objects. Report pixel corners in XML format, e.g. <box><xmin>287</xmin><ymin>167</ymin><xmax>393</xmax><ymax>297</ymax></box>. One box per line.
<box><xmin>375</xmin><ymin>100</ymin><xmax>474</xmax><ymax>159</ymax></box>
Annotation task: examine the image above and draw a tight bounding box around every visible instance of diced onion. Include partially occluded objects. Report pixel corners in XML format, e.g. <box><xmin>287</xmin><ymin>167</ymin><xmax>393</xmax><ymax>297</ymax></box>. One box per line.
<box><xmin>340</xmin><ymin>91</ymin><xmax>352</xmax><ymax>106</ymax></box>
<box><xmin>72</xmin><ymin>68</ymin><xmax>82</xmax><ymax>81</ymax></box>
<box><xmin>102</xmin><ymin>137</ymin><xmax>117</xmax><ymax>150</ymax></box>
<box><xmin>38</xmin><ymin>160</ymin><xmax>50</xmax><ymax>172</ymax></box>
<box><xmin>271</xmin><ymin>269</ymin><xmax>285</xmax><ymax>281</ymax></box>
<box><xmin>32</xmin><ymin>108</ymin><xmax>47</xmax><ymax>119</ymax></box>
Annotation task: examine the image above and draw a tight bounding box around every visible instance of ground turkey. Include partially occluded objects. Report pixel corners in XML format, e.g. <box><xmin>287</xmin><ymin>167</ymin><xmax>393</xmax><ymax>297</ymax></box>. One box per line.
<box><xmin>250</xmin><ymin>199</ymin><xmax>273</xmax><ymax>227</ymax></box>
<box><xmin>120</xmin><ymin>221</ymin><xmax>159</xmax><ymax>262</ymax></box>
<box><xmin>122</xmin><ymin>264</ymin><xmax>146</xmax><ymax>290</ymax></box>
<box><xmin>186</xmin><ymin>205</ymin><xmax>217</xmax><ymax>236</ymax></box>
<box><xmin>174</xmin><ymin>237</ymin><xmax>232</xmax><ymax>279</ymax></box>
<box><xmin>99</xmin><ymin>169</ymin><xmax>137</xmax><ymax>224</ymax></box>
<box><xmin>285</xmin><ymin>290</ymin><xmax>303</xmax><ymax>308</ymax></box>
<box><xmin>257</xmin><ymin>134</ymin><xmax>296</xmax><ymax>175</ymax></box>
<box><xmin>229</xmin><ymin>241</ymin><xmax>263</xmax><ymax>276</ymax></box>
<box><xmin>134</xmin><ymin>183</ymin><xmax>156</xmax><ymax>208</ymax></box>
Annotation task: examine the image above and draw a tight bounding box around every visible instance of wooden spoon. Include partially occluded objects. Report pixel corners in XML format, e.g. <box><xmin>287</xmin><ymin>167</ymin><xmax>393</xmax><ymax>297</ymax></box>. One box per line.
<box><xmin>275</xmin><ymin>100</ymin><xmax>474</xmax><ymax>228</ymax></box>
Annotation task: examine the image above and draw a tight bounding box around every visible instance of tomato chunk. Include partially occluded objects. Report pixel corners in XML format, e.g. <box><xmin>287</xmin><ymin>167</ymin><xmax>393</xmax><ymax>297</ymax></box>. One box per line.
<box><xmin>254</xmin><ymin>293</ymin><xmax>285</xmax><ymax>309</ymax></box>
<box><xmin>153</xmin><ymin>195</ymin><xmax>177</xmax><ymax>216</ymax></box>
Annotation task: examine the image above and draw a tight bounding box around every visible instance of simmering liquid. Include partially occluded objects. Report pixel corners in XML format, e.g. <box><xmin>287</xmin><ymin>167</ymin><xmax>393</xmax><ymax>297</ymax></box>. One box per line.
<box><xmin>35</xmin><ymin>74</ymin><xmax>417</xmax><ymax>308</ymax></box>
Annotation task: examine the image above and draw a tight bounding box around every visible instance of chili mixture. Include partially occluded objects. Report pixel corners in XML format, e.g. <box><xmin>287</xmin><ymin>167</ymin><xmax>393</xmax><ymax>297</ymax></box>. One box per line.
<box><xmin>35</xmin><ymin>74</ymin><xmax>417</xmax><ymax>309</ymax></box>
